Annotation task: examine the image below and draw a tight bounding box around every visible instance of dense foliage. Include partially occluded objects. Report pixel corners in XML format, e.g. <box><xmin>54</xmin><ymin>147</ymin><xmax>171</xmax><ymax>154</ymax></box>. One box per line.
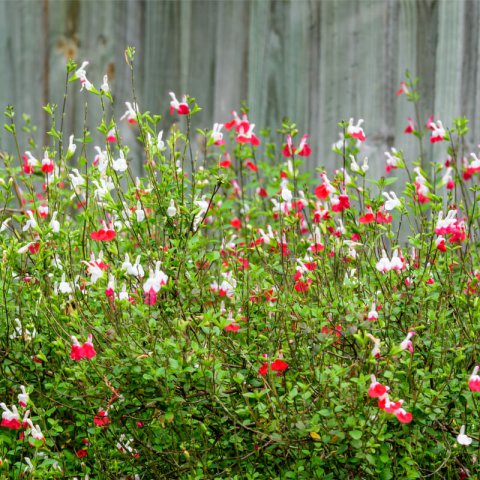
<box><xmin>0</xmin><ymin>52</ymin><xmax>479</xmax><ymax>479</ymax></box>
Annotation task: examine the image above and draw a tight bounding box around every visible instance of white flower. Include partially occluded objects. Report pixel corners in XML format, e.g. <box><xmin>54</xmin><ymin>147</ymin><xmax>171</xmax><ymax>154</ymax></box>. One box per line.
<box><xmin>94</xmin><ymin>147</ymin><xmax>108</xmax><ymax>173</ymax></box>
<box><xmin>58</xmin><ymin>273</ymin><xmax>72</xmax><ymax>294</ymax></box>
<box><xmin>135</xmin><ymin>202</ymin><xmax>145</xmax><ymax>222</ymax></box>
<box><xmin>382</xmin><ymin>191</ymin><xmax>401</xmax><ymax>211</ymax></box>
<box><xmin>122</xmin><ymin>254</ymin><xmax>144</xmax><ymax>277</ymax></box>
<box><xmin>92</xmin><ymin>177</ymin><xmax>114</xmax><ymax>200</ymax></box>
<box><xmin>281</xmin><ymin>179</ymin><xmax>293</xmax><ymax>202</ymax></box>
<box><xmin>68</xmin><ymin>135</ymin><xmax>76</xmax><ymax>155</ymax></box>
<box><xmin>18</xmin><ymin>386</ymin><xmax>29</xmax><ymax>407</ymax></box>
<box><xmin>49</xmin><ymin>211</ymin><xmax>60</xmax><ymax>232</ymax></box>
<box><xmin>69</xmin><ymin>169</ymin><xmax>85</xmax><ymax>189</ymax></box>
<box><xmin>101</xmin><ymin>75</ymin><xmax>110</xmax><ymax>92</ymax></box>
<box><xmin>457</xmin><ymin>425</ymin><xmax>473</xmax><ymax>446</ymax></box>
<box><xmin>26</xmin><ymin>419</ymin><xmax>44</xmax><ymax>441</ymax></box>
<box><xmin>167</xmin><ymin>199</ymin><xmax>177</xmax><ymax>217</ymax></box>
<box><xmin>349</xmin><ymin>155</ymin><xmax>360</xmax><ymax>172</ymax></box>
<box><xmin>22</xmin><ymin>211</ymin><xmax>37</xmax><ymax>232</ymax></box>
<box><xmin>112</xmin><ymin>151</ymin><xmax>128</xmax><ymax>172</ymax></box>
<box><xmin>361</xmin><ymin>157</ymin><xmax>369</xmax><ymax>173</ymax></box>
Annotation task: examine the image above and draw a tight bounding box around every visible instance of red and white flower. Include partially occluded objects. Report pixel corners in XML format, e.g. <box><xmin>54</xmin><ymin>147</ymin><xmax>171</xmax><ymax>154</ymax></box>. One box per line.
<box><xmin>120</xmin><ymin>102</ymin><xmax>139</xmax><ymax>124</ymax></box>
<box><xmin>169</xmin><ymin>92</ymin><xmax>190</xmax><ymax>115</ymax></box>
<box><xmin>468</xmin><ymin>366</ymin><xmax>480</xmax><ymax>391</ymax></box>
<box><xmin>347</xmin><ymin>118</ymin><xmax>366</xmax><ymax>142</ymax></box>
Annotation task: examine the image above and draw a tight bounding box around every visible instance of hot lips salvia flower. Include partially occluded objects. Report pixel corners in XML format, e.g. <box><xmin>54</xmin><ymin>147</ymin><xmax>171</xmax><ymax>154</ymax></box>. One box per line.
<box><xmin>70</xmin><ymin>334</ymin><xmax>97</xmax><ymax>361</ymax></box>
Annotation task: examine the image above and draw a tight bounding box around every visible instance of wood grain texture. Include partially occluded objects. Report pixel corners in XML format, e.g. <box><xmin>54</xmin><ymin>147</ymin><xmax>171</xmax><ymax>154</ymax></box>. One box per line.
<box><xmin>0</xmin><ymin>0</ymin><xmax>478</xmax><ymax>178</ymax></box>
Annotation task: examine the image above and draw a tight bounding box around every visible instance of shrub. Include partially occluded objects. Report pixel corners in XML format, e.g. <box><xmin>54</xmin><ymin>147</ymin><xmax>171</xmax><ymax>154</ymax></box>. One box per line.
<box><xmin>0</xmin><ymin>51</ymin><xmax>479</xmax><ymax>479</ymax></box>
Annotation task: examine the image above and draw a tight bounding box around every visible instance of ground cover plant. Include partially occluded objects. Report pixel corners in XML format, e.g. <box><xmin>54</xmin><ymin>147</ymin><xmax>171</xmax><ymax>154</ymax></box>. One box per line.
<box><xmin>0</xmin><ymin>49</ymin><xmax>479</xmax><ymax>479</ymax></box>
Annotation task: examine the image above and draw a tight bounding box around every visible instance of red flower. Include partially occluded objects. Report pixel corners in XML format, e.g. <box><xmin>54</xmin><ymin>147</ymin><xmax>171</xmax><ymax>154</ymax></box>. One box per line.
<box><xmin>90</xmin><ymin>229</ymin><xmax>116</xmax><ymax>241</ymax></box>
<box><xmin>271</xmin><ymin>359</ymin><xmax>288</xmax><ymax>372</ymax></box>
<box><xmin>331</xmin><ymin>193</ymin><xmax>350</xmax><ymax>212</ymax></box>
<box><xmin>230</xmin><ymin>217</ymin><xmax>242</xmax><ymax>230</ymax></box>
<box><xmin>258</xmin><ymin>362</ymin><xmax>269</xmax><ymax>376</ymax></box>
<box><xmin>224</xmin><ymin>323</ymin><xmax>240</xmax><ymax>332</ymax></box>
<box><xmin>404</xmin><ymin>117</ymin><xmax>415</xmax><ymax>134</ymax></box>
<box><xmin>395</xmin><ymin>409</ymin><xmax>413</xmax><ymax>424</ymax></box>
<box><xmin>76</xmin><ymin>449</ymin><xmax>88</xmax><ymax>458</ymax></box>
<box><xmin>359</xmin><ymin>207</ymin><xmax>375</xmax><ymax>224</ymax></box>
<box><xmin>70</xmin><ymin>334</ymin><xmax>96</xmax><ymax>361</ymax></box>
<box><xmin>245</xmin><ymin>161</ymin><xmax>258</xmax><ymax>172</ymax></box>
<box><xmin>94</xmin><ymin>410</ymin><xmax>110</xmax><ymax>427</ymax></box>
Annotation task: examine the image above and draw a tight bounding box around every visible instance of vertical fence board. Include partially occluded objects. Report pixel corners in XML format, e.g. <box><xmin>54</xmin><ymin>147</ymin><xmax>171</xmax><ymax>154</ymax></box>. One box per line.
<box><xmin>0</xmin><ymin>0</ymin><xmax>477</xmax><ymax>179</ymax></box>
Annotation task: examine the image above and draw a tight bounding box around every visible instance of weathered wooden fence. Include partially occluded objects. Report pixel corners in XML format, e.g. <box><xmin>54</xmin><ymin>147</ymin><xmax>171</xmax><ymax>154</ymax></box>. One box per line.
<box><xmin>0</xmin><ymin>0</ymin><xmax>479</xmax><ymax>176</ymax></box>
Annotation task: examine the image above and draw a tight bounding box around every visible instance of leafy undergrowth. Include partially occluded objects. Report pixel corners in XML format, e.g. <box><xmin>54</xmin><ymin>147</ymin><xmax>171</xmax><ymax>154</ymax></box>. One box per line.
<box><xmin>0</xmin><ymin>52</ymin><xmax>479</xmax><ymax>479</ymax></box>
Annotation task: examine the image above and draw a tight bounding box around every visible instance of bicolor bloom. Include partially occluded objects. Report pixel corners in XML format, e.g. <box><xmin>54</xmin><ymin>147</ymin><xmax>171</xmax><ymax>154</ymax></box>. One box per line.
<box><xmin>26</xmin><ymin>419</ymin><xmax>44</xmax><ymax>442</ymax></box>
<box><xmin>120</xmin><ymin>102</ymin><xmax>139</xmax><ymax>124</ymax></box>
<box><xmin>315</xmin><ymin>173</ymin><xmax>336</xmax><ymax>200</ymax></box>
<box><xmin>376</xmin><ymin>250</ymin><xmax>391</xmax><ymax>273</ymax></box>
<box><xmin>0</xmin><ymin>404</ymin><xmax>21</xmax><ymax>430</ymax></box>
<box><xmin>426</xmin><ymin>114</ymin><xmax>435</xmax><ymax>130</ymax></box>
<box><xmin>94</xmin><ymin>409</ymin><xmax>110</xmax><ymax>427</ymax></box>
<box><xmin>430</xmin><ymin>120</ymin><xmax>446</xmax><ymax>143</ymax></box>
<box><xmin>367</xmin><ymin>302</ymin><xmax>378</xmax><ymax>321</ymax></box>
<box><xmin>169</xmin><ymin>92</ymin><xmax>190</xmax><ymax>115</ymax></box>
<box><xmin>435</xmin><ymin>236</ymin><xmax>446</xmax><ymax>252</ymax></box>
<box><xmin>457</xmin><ymin>425</ymin><xmax>473</xmax><ymax>446</ymax></box>
<box><xmin>400</xmin><ymin>331</ymin><xmax>415</xmax><ymax>353</ymax></box>
<box><xmin>83</xmin><ymin>252</ymin><xmax>108</xmax><ymax>284</ymax></box>
<box><xmin>404</xmin><ymin>117</ymin><xmax>415</xmax><ymax>134</ymax></box>
<box><xmin>143</xmin><ymin>262</ymin><xmax>168</xmax><ymax>294</ymax></box>
<box><xmin>390</xmin><ymin>249</ymin><xmax>404</xmax><ymax>271</ymax></box>
<box><xmin>394</xmin><ymin>408</ymin><xmax>413</xmax><ymax>424</ymax></box>
<box><xmin>331</xmin><ymin>191</ymin><xmax>350</xmax><ymax>213</ymax></box>
<box><xmin>41</xmin><ymin>152</ymin><xmax>54</xmax><ymax>173</ymax></box>
<box><xmin>469</xmin><ymin>366</ymin><xmax>480</xmax><ymax>391</ymax></box>
<box><xmin>368</xmin><ymin>375</ymin><xmax>388</xmax><ymax>398</ymax></box>
<box><xmin>396</xmin><ymin>81</ymin><xmax>409</xmax><ymax>96</ymax></box>
<box><xmin>22</xmin><ymin>151</ymin><xmax>38</xmax><ymax>174</ymax></box>
<box><xmin>435</xmin><ymin>210</ymin><xmax>457</xmax><ymax>235</ymax></box>
<box><xmin>236</xmin><ymin>123</ymin><xmax>260</xmax><ymax>146</ymax></box>
<box><xmin>70</xmin><ymin>334</ymin><xmax>97</xmax><ymax>361</ymax></box>
<box><xmin>211</xmin><ymin>123</ymin><xmax>225</xmax><ymax>145</ymax></box>
<box><xmin>224</xmin><ymin>110</ymin><xmax>250</xmax><ymax>132</ymax></box>
<box><xmin>385</xmin><ymin>148</ymin><xmax>402</xmax><ymax>173</ymax></box>
<box><xmin>414</xmin><ymin>167</ymin><xmax>430</xmax><ymax>203</ymax></box>
<box><xmin>347</xmin><ymin>118</ymin><xmax>366</xmax><ymax>142</ymax></box>
<box><xmin>18</xmin><ymin>386</ymin><xmax>29</xmax><ymax>407</ymax></box>
<box><xmin>75</xmin><ymin>61</ymin><xmax>93</xmax><ymax>91</ymax></box>
<box><xmin>106</xmin><ymin>129</ymin><xmax>117</xmax><ymax>143</ymax></box>
<box><xmin>282</xmin><ymin>134</ymin><xmax>311</xmax><ymax>157</ymax></box>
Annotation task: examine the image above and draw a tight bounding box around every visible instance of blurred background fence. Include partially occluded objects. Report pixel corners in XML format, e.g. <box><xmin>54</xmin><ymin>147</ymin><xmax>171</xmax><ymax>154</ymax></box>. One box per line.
<box><xmin>0</xmin><ymin>0</ymin><xmax>479</xmax><ymax>177</ymax></box>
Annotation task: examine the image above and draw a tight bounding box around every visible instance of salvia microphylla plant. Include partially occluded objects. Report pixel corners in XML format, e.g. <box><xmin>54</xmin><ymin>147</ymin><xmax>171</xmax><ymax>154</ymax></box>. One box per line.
<box><xmin>0</xmin><ymin>49</ymin><xmax>479</xmax><ymax>479</ymax></box>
